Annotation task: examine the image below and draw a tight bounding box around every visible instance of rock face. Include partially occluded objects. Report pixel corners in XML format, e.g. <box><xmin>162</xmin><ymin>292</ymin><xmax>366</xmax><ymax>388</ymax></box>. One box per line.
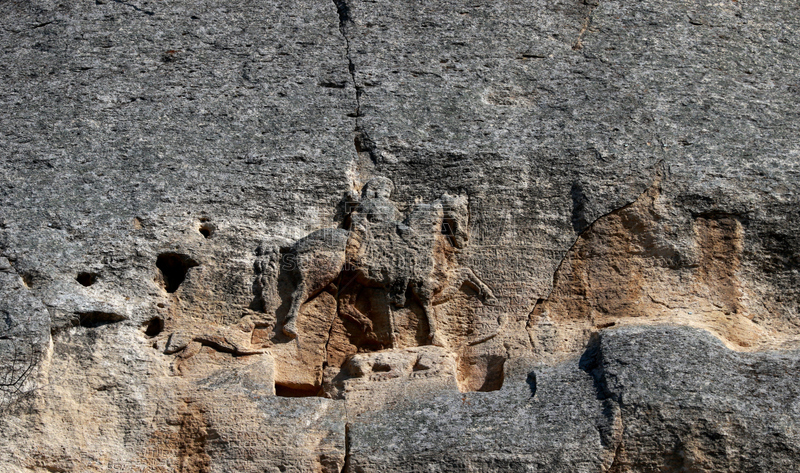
<box><xmin>346</xmin><ymin>326</ymin><xmax>800</xmax><ymax>472</ymax></box>
<box><xmin>0</xmin><ymin>0</ymin><xmax>798</xmax><ymax>471</ymax></box>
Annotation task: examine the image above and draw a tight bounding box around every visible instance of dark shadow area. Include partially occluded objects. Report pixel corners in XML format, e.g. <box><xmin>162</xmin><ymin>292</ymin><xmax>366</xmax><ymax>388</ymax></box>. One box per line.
<box><xmin>76</xmin><ymin>272</ymin><xmax>98</xmax><ymax>287</ymax></box>
<box><xmin>144</xmin><ymin>317</ymin><xmax>163</xmax><ymax>337</ymax></box>
<box><xmin>156</xmin><ymin>253</ymin><xmax>199</xmax><ymax>293</ymax></box>
<box><xmin>20</xmin><ymin>272</ymin><xmax>34</xmax><ymax>288</ymax></box>
<box><xmin>571</xmin><ymin>181</ymin><xmax>590</xmax><ymax>233</ymax></box>
<box><xmin>526</xmin><ymin>371</ymin><xmax>537</xmax><ymax>397</ymax></box>
<box><xmin>479</xmin><ymin>355</ymin><xmax>505</xmax><ymax>392</ymax></box>
<box><xmin>275</xmin><ymin>384</ymin><xmax>323</xmax><ymax>397</ymax></box>
<box><xmin>199</xmin><ymin>222</ymin><xmax>214</xmax><ymax>238</ymax></box>
<box><xmin>579</xmin><ymin>332</ymin><xmax>607</xmax><ymax>399</ymax></box>
<box><xmin>412</xmin><ymin>357</ymin><xmax>430</xmax><ymax>372</ymax></box>
<box><xmin>579</xmin><ymin>332</ymin><xmax>623</xmax><ymax>456</ymax></box>
<box><xmin>77</xmin><ymin>311</ymin><xmax>126</xmax><ymax>328</ymax></box>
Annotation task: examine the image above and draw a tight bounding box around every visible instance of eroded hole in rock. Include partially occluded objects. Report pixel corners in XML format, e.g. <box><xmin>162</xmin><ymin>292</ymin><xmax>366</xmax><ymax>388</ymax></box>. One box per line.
<box><xmin>144</xmin><ymin>317</ymin><xmax>164</xmax><ymax>337</ymax></box>
<box><xmin>20</xmin><ymin>272</ymin><xmax>34</xmax><ymax>288</ymax></box>
<box><xmin>156</xmin><ymin>253</ymin><xmax>199</xmax><ymax>293</ymax></box>
<box><xmin>77</xmin><ymin>311</ymin><xmax>126</xmax><ymax>328</ymax></box>
<box><xmin>526</xmin><ymin>372</ymin><xmax>537</xmax><ymax>397</ymax></box>
<box><xmin>198</xmin><ymin>222</ymin><xmax>213</xmax><ymax>238</ymax></box>
<box><xmin>76</xmin><ymin>272</ymin><xmax>98</xmax><ymax>287</ymax></box>
<box><xmin>275</xmin><ymin>384</ymin><xmax>323</xmax><ymax>397</ymax></box>
<box><xmin>412</xmin><ymin>357</ymin><xmax>431</xmax><ymax>372</ymax></box>
<box><xmin>457</xmin><ymin>354</ymin><xmax>505</xmax><ymax>392</ymax></box>
<box><xmin>372</xmin><ymin>362</ymin><xmax>392</xmax><ymax>373</ymax></box>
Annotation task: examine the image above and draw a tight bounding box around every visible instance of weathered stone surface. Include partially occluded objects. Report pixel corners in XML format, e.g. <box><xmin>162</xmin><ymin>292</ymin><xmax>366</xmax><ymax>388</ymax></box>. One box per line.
<box><xmin>347</xmin><ymin>354</ymin><xmax>619</xmax><ymax>472</ymax></box>
<box><xmin>0</xmin><ymin>258</ymin><xmax>50</xmax><ymax>410</ymax></box>
<box><xmin>347</xmin><ymin>326</ymin><xmax>800</xmax><ymax>472</ymax></box>
<box><xmin>596</xmin><ymin>326</ymin><xmax>800</xmax><ymax>472</ymax></box>
<box><xmin>530</xmin><ymin>176</ymin><xmax>800</xmax><ymax>362</ymax></box>
<box><xmin>0</xmin><ymin>0</ymin><xmax>798</xmax><ymax>471</ymax></box>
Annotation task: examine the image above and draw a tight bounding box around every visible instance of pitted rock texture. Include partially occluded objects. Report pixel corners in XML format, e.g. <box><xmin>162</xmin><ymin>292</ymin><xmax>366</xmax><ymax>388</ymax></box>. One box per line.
<box><xmin>347</xmin><ymin>326</ymin><xmax>799</xmax><ymax>472</ymax></box>
<box><xmin>0</xmin><ymin>0</ymin><xmax>798</xmax><ymax>471</ymax></box>
<box><xmin>597</xmin><ymin>326</ymin><xmax>800</xmax><ymax>472</ymax></box>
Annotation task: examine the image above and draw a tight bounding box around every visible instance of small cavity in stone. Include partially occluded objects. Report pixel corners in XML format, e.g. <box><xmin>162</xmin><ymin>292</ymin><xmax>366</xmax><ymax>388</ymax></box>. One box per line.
<box><xmin>275</xmin><ymin>384</ymin><xmax>323</xmax><ymax>397</ymax></box>
<box><xmin>144</xmin><ymin>317</ymin><xmax>164</xmax><ymax>337</ymax></box>
<box><xmin>199</xmin><ymin>223</ymin><xmax>213</xmax><ymax>238</ymax></box>
<box><xmin>77</xmin><ymin>311</ymin><xmax>126</xmax><ymax>328</ymax></box>
<box><xmin>156</xmin><ymin>253</ymin><xmax>199</xmax><ymax>293</ymax></box>
<box><xmin>76</xmin><ymin>272</ymin><xmax>98</xmax><ymax>287</ymax></box>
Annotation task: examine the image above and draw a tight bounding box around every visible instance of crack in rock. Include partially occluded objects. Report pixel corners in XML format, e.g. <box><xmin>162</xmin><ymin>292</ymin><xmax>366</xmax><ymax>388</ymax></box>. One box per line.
<box><xmin>332</xmin><ymin>0</ymin><xmax>379</xmax><ymax>166</ymax></box>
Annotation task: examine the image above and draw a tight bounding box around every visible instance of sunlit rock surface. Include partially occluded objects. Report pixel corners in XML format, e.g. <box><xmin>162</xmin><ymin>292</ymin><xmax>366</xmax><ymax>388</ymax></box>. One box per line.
<box><xmin>1</xmin><ymin>0</ymin><xmax>798</xmax><ymax>471</ymax></box>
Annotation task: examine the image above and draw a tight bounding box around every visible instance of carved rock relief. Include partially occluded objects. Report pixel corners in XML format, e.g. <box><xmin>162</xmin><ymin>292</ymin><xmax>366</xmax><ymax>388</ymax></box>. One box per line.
<box><xmin>252</xmin><ymin>177</ymin><xmax>499</xmax><ymax>395</ymax></box>
<box><xmin>152</xmin><ymin>175</ymin><xmax>798</xmax><ymax>402</ymax></box>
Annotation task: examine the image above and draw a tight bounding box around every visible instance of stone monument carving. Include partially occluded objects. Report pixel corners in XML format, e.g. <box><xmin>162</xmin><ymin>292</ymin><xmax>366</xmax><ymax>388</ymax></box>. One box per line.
<box><xmin>260</xmin><ymin>177</ymin><xmax>496</xmax><ymax>348</ymax></box>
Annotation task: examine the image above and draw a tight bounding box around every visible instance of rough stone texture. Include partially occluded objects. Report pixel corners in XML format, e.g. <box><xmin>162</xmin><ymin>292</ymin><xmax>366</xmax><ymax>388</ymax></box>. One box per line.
<box><xmin>530</xmin><ymin>176</ymin><xmax>800</xmax><ymax>362</ymax></box>
<box><xmin>348</xmin><ymin>326</ymin><xmax>799</xmax><ymax>472</ymax></box>
<box><xmin>0</xmin><ymin>0</ymin><xmax>798</xmax><ymax>471</ymax></box>
<box><xmin>0</xmin><ymin>257</ymin><xmax>50</xmax><ymax>409</ymax></box>
<box><xmin>598</xmin><ymin>326</ymin><xmax>800</xmax><ymax>472</ymax></box>
<box><xmin>346</xmin><ymin>354</ymin><xmax>619</xmax><ymax>472</ymax></box>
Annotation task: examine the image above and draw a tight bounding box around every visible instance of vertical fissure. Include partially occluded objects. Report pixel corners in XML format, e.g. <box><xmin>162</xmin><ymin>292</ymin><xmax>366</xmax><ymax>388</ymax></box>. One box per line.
<box><xmin>332</xmin><ymin>0</ymin><xmax>379</xmax><ymax>165</ymax></box>
<box><xmin>340</xmin><ymin>422</ymin><xmax>351</xmax><ymax>473</ymax></box>
<box><xmin>332</xmin><ymin>0</ymin><xmax>359</xmax><ymax>115</ymax></box>
<box><xmin>579</xmin><ymin>334</ymin><xmax>625</xmax><ymax>471</ymax></box>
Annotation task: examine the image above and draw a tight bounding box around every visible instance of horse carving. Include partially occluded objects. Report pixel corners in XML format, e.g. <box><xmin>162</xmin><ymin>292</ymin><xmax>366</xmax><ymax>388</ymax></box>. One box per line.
<box><xmin>259</xmin><ymin>177</ymin><xmax>495</xmax><ymax>347</ymax></box>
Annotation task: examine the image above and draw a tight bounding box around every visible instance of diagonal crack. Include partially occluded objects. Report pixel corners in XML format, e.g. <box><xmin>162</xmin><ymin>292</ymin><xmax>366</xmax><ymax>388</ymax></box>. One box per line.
<box><xmin>332</xmin><ymin>0</ymin><xmax>379</xmax><ymax>165</ymax></box>
<box><xmin>527</xmin><ymin>159</ymin><xmax>666</xmax><ymax>332</ymax></box>
<box><xmin>572</xmin><ymin>0</ymin><xmax>600</xmax><ymax>51</ymax></box>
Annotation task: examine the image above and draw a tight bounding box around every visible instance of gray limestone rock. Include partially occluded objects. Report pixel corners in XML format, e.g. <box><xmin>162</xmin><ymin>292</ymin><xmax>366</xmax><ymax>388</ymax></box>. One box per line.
<box><xmin>346</xmin><ymin>326</ymin><xmax>800</xmax><ymax>472</ymax></box>
<box><xmin>0</xmin><ymin>0</ymin><xmax>798</xmax><ymax>471</ymax></box>
<box><xmin>596</xmin><ymin>326</ymin><xmax>800</xmax><ymax>472</ymax></box>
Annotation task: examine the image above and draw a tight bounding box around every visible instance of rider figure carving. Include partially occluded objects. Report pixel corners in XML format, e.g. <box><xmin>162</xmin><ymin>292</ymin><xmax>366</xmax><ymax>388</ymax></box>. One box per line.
<box><xmin>269</xmin><ymin>175</ymin><xmax>494</xmax><ymax>347</ymax></box>
<box><xmin>342</xmin><ymin>177</ymin><xmax>409</xmax><ymax>344</ymax></box>
<box><xmin>345</xmin><ymin>177</ymin><xmax>402</xmax><ymax>273</ymax></box>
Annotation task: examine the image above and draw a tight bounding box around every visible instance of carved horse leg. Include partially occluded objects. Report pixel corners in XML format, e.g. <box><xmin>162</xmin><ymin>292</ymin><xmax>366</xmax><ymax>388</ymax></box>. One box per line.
<box><xmin>338</xmin><ymin>290</ymin><xmax>375</xmax><ymax>337</ymax></box>
<box><xmin>411</xmin><ymin>281</ymin><xmax>446</xmax><ymax>348</ymax></box>
<box><xmin>459</xmin><ymin>267</ymin><xmax>497</xmax><ymax>303</ymax></box>
<box><xmin>431</xmin><ymin>268</ymin><xmax>497</xmax><ymax>307</ymax></box>
<box><xmin>283</xmin><ymin>280</ymin><xmax>308</xmax><ymax>338</ymax></box>
<box><xmin>425</xmin><ymin>303</ymin><xmax>446</xmax><ymax>348</ymax></box>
